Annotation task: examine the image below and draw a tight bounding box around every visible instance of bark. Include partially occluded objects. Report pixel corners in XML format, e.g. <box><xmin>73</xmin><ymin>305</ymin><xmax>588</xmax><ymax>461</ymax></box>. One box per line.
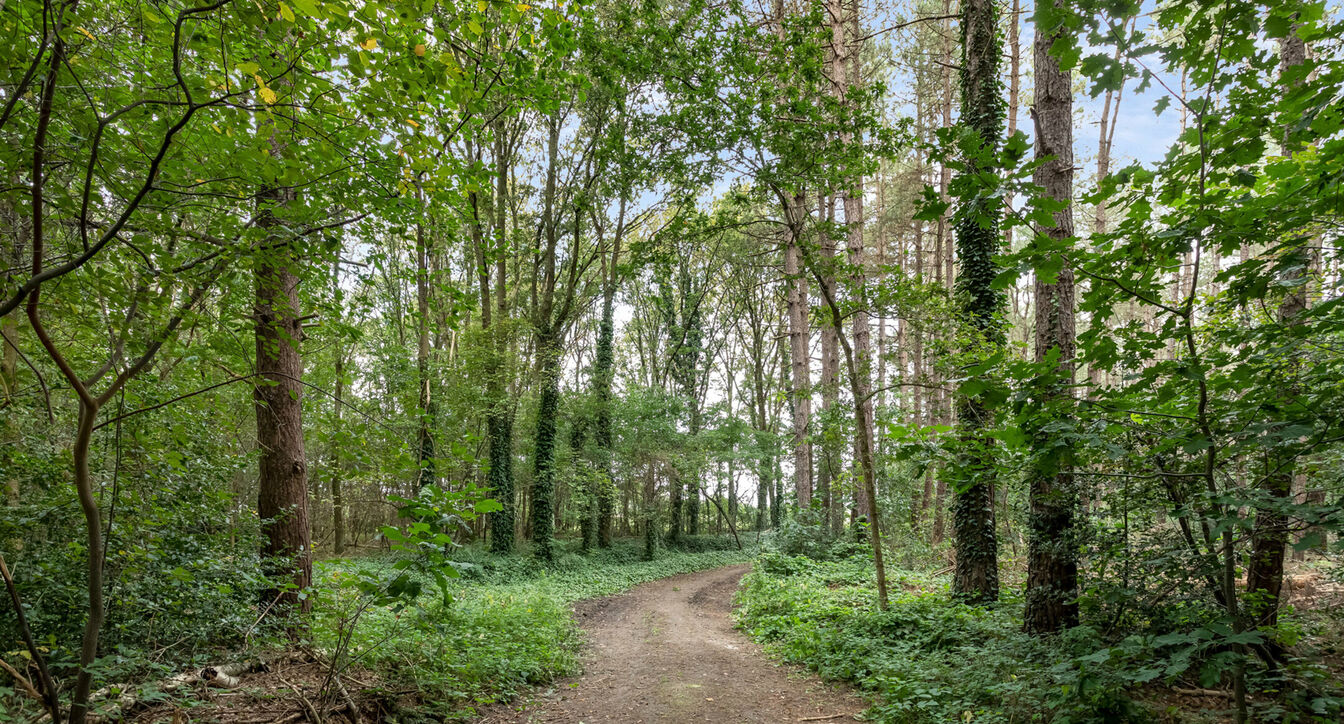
<box><xmin>1246</xmin><ymin>26</ymin><xmax>1310</xmax><ymax>631</ymax></box>
<box><xmin>951</xmin><ymin>0</ymin><xmax>1005</xmax><ymax>604</ymax></box>
<box><xmin>414</xmin><ymin>188</ymin><xmax>436</xmax><ymax>490</ymax></box>
<box><xmin>254</xmin><ymin>183</ymin><xmax>313</xmax><ymax>616</ymax></box>
<box><xmin>331</xmin><ymin>337</ymin><xmax>346</xmax><ymax>556</ymax></box>
<box><xmin>1024</xmin><ymin>8</ymin><xmax>1080</xmax><ymax>634</ymax></box>
<box><xmin>784</xmin><ymin>194</ymin><xmax>813</xmax><ymax>511</ymax></box>
<box><xmin>838</xmin><ymin>0</ymin><xmax>876</xmax><ymax>523</ymax></box>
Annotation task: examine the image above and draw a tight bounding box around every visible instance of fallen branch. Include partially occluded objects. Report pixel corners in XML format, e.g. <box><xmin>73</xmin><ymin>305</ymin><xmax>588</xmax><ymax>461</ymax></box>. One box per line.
<box><xmin>38</xmin><ymin>659</ymin><xmax>268</xmax><ymax>722</ymax></box>
<box><xmin>799</xmin><ymin>714</ymin><xmax>855</xmax><ymax>722</ymax></box>
<box><xmin>0</xmin><ymin>656</ymin><xmax>42</xmax><ymax>701</ymax></box>
<box><xmin>1173</xmin><ymin>687</ymin><xmax>1233</xmax><ymax>698</ymax></box>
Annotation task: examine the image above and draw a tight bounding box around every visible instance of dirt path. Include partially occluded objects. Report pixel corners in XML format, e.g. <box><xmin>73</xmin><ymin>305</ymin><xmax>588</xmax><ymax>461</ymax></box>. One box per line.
<box><xmin>480</xmin><ymin>563</ymin><xmax>865</xmax><ymax>724</ymax></box>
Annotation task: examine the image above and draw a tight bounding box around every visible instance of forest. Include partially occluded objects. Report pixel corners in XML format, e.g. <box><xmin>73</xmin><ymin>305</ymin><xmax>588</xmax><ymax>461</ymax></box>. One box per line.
<box><xmin>1</xmin><ymin>0</ymin><xmax>1343</xmax><ymax>721</ymax></box>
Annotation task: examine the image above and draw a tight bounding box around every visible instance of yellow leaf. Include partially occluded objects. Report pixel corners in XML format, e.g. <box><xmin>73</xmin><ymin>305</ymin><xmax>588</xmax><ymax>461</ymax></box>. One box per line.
<box><xmin>414</xmin><ymin>43</ymin><xmax>426</xmax><ymax>56</ymax></box>
<box><xmin>75</xmin><ymin>26</ymin><xmax>96</xmax><ymax>42</ymax></box>
<box><xmin>360</xmin><ymin>37</ymin><xmax>378</xmax><ymax>50</ymax></box>
<box><xmin>259</xmin><ymin>86</ymin><xmax>278</xmax><ymax>104</ymax></box>
<box><xmin>278</xmin><ymin>2</ymin><xmax>294</xmax><ymax>21</ymax></box>
<box><xmin>406</xmin><ymin>118</ymin><xmax>420</xmax><ymax>128</ymax></box>
<box><xmin>476</xmin><ymin>0</ymin><xmax>488</xmax><ymax>10</ymax></box>
<box><xmin>515</xmin><ymin>3</ymin><xmax>530</xmax><ymax>10</ymax></box>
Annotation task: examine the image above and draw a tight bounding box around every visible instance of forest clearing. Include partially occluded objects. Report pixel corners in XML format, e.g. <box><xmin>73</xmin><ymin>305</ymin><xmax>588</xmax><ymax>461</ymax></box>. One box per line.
<box><xmin>2</xmin><ymin>0</ymin><xmax>1344</xmax><ymax>721</ymax></box>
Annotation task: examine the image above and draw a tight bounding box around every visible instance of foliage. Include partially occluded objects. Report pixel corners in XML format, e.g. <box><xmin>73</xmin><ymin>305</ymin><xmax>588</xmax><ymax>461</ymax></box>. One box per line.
<box><xmin>736</xmin><ymin>554</ymin><xmax>1344</xmax><ymax>723</ymax></box>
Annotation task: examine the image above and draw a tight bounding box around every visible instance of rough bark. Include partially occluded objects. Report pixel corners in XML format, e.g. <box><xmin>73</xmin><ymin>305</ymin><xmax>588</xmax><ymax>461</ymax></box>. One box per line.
<box><xmin>254</xmin><ymin>183</ymin><xmax>313</xmax><ymax>616</ymax></box>
<box><xmin>784</xmin><ymin>195</ymin><xmax>813</xmax><ymax>512</ymax></box>
<box><xmin>1024</xmin><ymin>8</ymin><xmax>1080</xmax><ymax>634</ymax></box>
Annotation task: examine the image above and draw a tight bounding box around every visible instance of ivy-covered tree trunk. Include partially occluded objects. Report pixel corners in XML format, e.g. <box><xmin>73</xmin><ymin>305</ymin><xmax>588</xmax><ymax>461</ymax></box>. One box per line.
<box><xmin>593</xmin><ymin>274</ymin><xmax>618</xmax><ymax>547</ymax></box>
<box><xmin>1246</xmin><ymin>26</ymin><xmax>1310</xmax><ymax>631</ymax></box>
<box><xmin>254</xmin><ymin>184</ymin><xmax>313</xmax><ymax>616</ymax></box>
<box><xmin>1024</xmin><ymin>3</ymin><xmax>1079</xmax><ymax>634</ymax></box>
<box><xmin>531</xmin><ymin>333</ymin><xmax>562</xmax><ymax>561</ymax></box>
<box><xmin>951</xmin><ymin>0</ymin><xmax>1005</xmax><ymax>604</ymax></box>
<box><xmin>574</xmin><ymin>416</ymin><xmax>595</xmax><ymax>551</ymax></box>
<box><xmin>487</xmin><ymin>126</ymin><xmax>516</xmax><ymax>554</ymax></box>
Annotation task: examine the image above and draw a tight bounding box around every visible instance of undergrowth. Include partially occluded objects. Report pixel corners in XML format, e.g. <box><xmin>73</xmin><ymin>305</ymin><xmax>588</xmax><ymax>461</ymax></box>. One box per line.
<box><xmin>314</xmin><ymin>535</ymin><xmax>754</xmax><ymax>720</ymax></box>
<box><xmin>734</xmin><ymin>552</ymin><xmax>1343</xmax><ymax>724</ymax></box>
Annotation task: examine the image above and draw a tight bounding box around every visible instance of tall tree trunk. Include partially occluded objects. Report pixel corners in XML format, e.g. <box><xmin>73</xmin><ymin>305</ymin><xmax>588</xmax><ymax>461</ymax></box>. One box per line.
<box><xmin>784</xmin><ymin>195</ymin><xmax>813</xmax><ymax>512</ymax></box>
<box><xmin>1</xmin><ymin>206</ymin><xmax>25</xmax><ymax>508</ymax></box>
<box><xmin>951</xmin><ymin>0</ymin><xmax>1005</xmax><ymax>604</ymax></box>
<box><xmin>1024</xmin><ymin>5</ymin><xmax>1079</xmax><ymax>634</ymax></box>
<box><xmin>254</xmin><ymin>183</ymin><xmax>313</xmax><ymax>616</ymax></box>
<box><xmin>414</xmin><ymin>193</ymin><xmax>436</xmax><ymax>490</ymax></box>
<box><xmin>819</xmin><ymin>194</ymin><xmax>840</xmax><ymax>528</ymax></box>
<box><xmin>487</xmin><ymin>125</ymin><xmax>516</xmax><ymax>553</ymax></box>
<box><xmin>1246</xmin><ymin>24</ymin><xmax>1310</xmax><ymax>632</ymax></box>
<box><xmin>592</xmin><ymin>196</ymin><xmax>625</xmax><ymax>548</ymax></box>
<box><xmin>836</xmin><ymin>0</ymin><xmax>876</xmax><ymax>523</ymax></box>
<box><xmin>532</xmin><ymin>333</ymin><xmax>561</xmax><ymax>561</ymax></box>
<box><xmin>331</xmin><ymin>318</ymin><xmax>346</xmax><ymax>557</ymax></box>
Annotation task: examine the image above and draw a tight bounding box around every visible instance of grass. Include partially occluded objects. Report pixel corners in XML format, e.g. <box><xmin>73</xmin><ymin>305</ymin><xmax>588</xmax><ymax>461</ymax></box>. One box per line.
<box><xmin>312</xmin><ymin>535</ymin><xmax>757</xmax><ymax>720</ymax></box>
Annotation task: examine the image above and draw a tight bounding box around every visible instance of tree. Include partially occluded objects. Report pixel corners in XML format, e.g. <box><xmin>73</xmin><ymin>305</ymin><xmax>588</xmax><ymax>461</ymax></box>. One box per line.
<box><xmin>1023</xmin><ymin>0</ymin><xmax>1079</xmax><ymax>634</ymax></box>
<box><xmin>950</xmin><ymin>0</ymin><xmax>1006</xmax><ymax>605</ymax></box>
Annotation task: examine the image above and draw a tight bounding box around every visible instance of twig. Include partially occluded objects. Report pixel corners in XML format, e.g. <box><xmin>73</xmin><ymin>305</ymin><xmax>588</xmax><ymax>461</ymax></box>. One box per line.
<box><xmin>799</xmin><ymin>715</ymin><xmax>855</xmax><ymax>722</ymax></box>
<box><xmin>281</xmin><ymin>677</ymin><xmax>323</xmax><ymax>724</ymax></box>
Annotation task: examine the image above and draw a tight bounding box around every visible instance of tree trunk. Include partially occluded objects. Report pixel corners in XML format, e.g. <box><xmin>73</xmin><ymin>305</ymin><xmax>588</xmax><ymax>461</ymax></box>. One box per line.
<box><xmin>331</xmin><ymin>342</ymin><xmax>346</xmax><ymax>556</ymax></box>
<box><xmin>819</xmin><ymin>194</ymin><xmax>841</xmax><ymax>528</ymax></box>
<box><xmin>784</xmin><ymin>195</ymin><xmax>812</xmax><ymax>512</ymax></box>
<box><xmin>1246</xmin><ymin>25</ymin><xmax>1310</xmax><ymax>631</ymax></box>
<box><xmin>414</xmin><ymin>195</ymin><xmax>436</xmax><ymax>490</ymax></box>
<box><xmin>951</xmin><ymin>0</ymin><xmax>1005</xmax><ymax>604</ymax></box>
<box><xmin>487</xmin><ymin>124</ymin><xmax>517</xmax><ymax>553</ymax></box>
<box><xmin>531</xmin><ymin>333</ymin><xmax>561</xmax><ymax>561</ymax></box>
<box><xmin>592</xmin><ymin>199</ymin><xmax>623</xmax><ymax>547</ymax></box>
<box><xmin>254</xmin><ymin>184</ymin><xmax>313</xmax><ymax>616</ymax></box>
<box><xmin>1024</xmin><ymin>5</ymin><xmax>1080</xmax><ymax>634</ymax></box>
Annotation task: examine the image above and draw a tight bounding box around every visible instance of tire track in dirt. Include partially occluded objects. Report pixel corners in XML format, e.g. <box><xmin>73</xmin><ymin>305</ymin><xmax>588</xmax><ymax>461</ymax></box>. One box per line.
<box><xmin>479</xmin><ymin>563</ymin><xmax>865</xmax><ymax>723</ymax></box>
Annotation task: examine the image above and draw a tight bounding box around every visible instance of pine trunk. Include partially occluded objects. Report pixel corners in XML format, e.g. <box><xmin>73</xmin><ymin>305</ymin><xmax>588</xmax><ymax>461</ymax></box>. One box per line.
<box><xmin>254</xmin><ymin>184</ymin><xmax>313</xmax><ymax>615</ymax></box>
<box><xmin>1024</xmin><ymin>5</ymin><xmax>1080</xmax><ymax>633</ymax></box>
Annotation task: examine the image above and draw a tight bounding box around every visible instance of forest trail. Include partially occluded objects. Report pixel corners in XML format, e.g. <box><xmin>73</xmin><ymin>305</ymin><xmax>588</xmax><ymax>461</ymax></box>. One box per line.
<box><xmin>479</xmin><ymin>563</ymin><xmax>866</xmax><ymax>724</ymax></box>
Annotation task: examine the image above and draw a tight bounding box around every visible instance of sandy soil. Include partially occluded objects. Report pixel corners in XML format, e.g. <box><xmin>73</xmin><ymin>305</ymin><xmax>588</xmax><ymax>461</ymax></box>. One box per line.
<box><xmin>478</xmin><ymin>563</ymin><xmax>866</xmax><ymax>724</ymax></box>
